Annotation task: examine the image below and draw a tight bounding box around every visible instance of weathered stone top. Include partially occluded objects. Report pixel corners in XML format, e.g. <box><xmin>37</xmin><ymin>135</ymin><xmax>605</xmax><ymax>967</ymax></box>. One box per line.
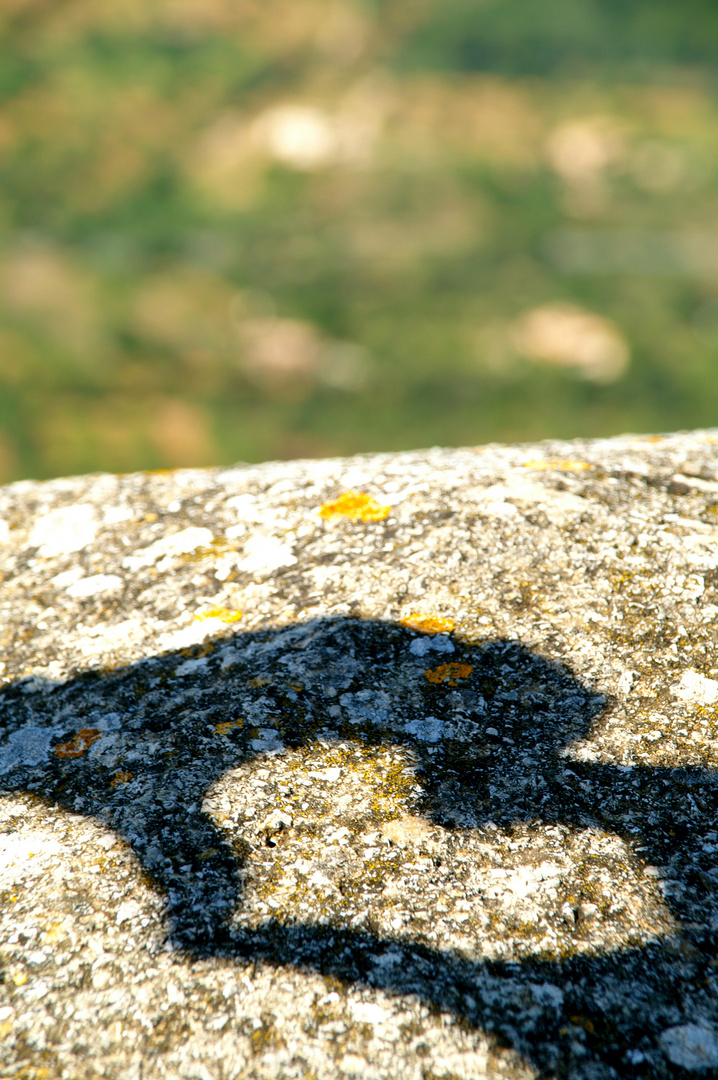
<box><xmin>2</xmin><ymin>430</ymin><xmax>718</xmax><ymax>1078</ymax></box>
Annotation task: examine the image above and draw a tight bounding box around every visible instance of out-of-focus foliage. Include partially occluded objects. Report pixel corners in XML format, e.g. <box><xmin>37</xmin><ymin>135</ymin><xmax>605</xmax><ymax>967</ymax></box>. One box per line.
<box><xmin>1</xmin><ymin>0</ymin><xmax>717</xmax><ymax>480</ymax></box>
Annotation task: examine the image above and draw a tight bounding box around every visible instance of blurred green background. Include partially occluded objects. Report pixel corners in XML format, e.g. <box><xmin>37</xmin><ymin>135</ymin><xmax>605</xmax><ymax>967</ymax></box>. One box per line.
<box><xmin>1</xmin><ymin>0</ymin><xmax>718</xmax><ymax>481</ymax></box>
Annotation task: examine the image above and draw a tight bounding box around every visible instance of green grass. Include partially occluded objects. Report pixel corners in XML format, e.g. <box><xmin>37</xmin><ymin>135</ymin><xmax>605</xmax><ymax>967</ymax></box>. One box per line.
<box><xmin>0</xmin><ymin>0</ymin><xmax>717</xmax><ymax>481</ymax></box>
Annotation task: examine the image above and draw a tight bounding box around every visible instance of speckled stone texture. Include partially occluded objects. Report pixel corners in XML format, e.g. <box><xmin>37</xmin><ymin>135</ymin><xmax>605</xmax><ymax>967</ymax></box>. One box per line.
<box><xmin>2</xmin><ymin>431</ymin><xmax>718</xmax><ymax>1079</ymax></box>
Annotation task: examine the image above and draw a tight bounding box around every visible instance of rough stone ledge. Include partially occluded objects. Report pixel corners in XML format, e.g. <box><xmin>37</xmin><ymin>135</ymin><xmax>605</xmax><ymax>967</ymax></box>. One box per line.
<box><xmin>2</xmin><ymin>429</ymin><xmax>718</xmax><ymax>1078</ymax></box>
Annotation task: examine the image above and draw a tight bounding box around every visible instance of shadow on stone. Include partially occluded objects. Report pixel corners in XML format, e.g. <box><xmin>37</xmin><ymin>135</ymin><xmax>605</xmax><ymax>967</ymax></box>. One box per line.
<box><xmin>1</xmin><ymin>617</ymin><xmax>717</xmax><ymax>1076</ymax></box>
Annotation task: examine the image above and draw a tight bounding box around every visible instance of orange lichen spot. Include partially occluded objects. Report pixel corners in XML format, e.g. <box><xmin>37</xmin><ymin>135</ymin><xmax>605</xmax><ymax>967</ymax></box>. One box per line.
<box><xmin>214</xmin><ymin>719</ymin><xmax>243</xmax><ymax>735</ymax></box>
<box><xmin>54</xmin><ymin>728</ymin><xmax>102</xmax><ymax>759</ymax></box>
<box><xmin>400</xmin><ymin>612</ymin><xmax>454</xmax><ymax>635</ymax></box>
<box><xmin>111</xmin><ymin>771</ymin><xmax>133</xmax><ymax>787</ymax></box>
<box><xmin>522</xmin><ymin>460</ymin><xmax>590</xmax><ymax>471</ymax></box>
<box><xmin>570</xmin><ymin>1016</ymin><xmax>596</xmax><ymax>1034</ymax></box>
<box><xmin>425</xmin><ymin>663</ymin><xmax>473</xmax><ymax>686</ymax></box>
<box><xmin>249</xmin><ymin>675</ymin><xmax>272</xmax><ymax>689</ymax></box>
<box><xmin>196</xmin><ymin>606</ymin><xmax>242</xmax><ymax>623</ymax></box>
<box><xmin>318</xmin><ymin>490</ymin><xmax>390</xmax><ymax>523</ymax></box>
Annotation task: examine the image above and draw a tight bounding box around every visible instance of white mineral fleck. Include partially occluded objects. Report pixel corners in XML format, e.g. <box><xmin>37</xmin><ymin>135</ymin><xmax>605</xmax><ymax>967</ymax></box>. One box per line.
<box><xmin>617</xmin><ymin>670</ymin><xmax>635</xmax><ymax>696</ymax></box>
<box><xmin>486</xmin><ymin>863</ymin><xmax>563</xmax><ymax>907</ymax></box>
<box><xmin>166</xmin><ymin>980</ymin><xmax>186</xmax><ymax>1006</ymax></box>
<box><xmin>50</xmin><ymin>566</ymin><xmax>84</xmax><ymax>588</ymax></box>
<box><xmin>673</xmin><ymin>669</ymin><xmax>718</xmax><ymax>706</ymax></box>
<box><xmin>66</xmin><ymin>573</ymin><xmax>124</xmax><ymax>598</ymax></box>
<box><xmin>250</xmin><ymin>728</ymin><xmax>284</xmax><ymax>753</ymax></box>
<box><xmin>238</xmin><ymin>534</ymin><xmax>297</xmax><ymax>574</ymax></box>
<box><xmin>349</xmin><ymin>1000</ymin><xmax>389</xmax><ymax>1026</ymax></box>
<box><xmin>260</xmin><ymin>809</ymin><xmax>293</xmax><ymax>831</ymax></box>
<box><xmin>0</xmin><ymin>727</ymin><xmax>59</xmax><ymax>774</ymax></box>
<box><xmin>0</xmin><ymin>833</ymin><xmax>63</xmax><ymax>885</ymax></box>
<box><xmin>380</xmin><ymin>816</ymin><xmax>435</xmax><ymax>847</ymax></box>
<box><xmin>404</xmin><ymin>715</ymin><xmax>445</xmax><ymax>742</ymax></box>
<box><xmin>116</xmin><ymin>900</ymin><xmax>142</xmax><ymax>926</ymax></box>
<box><xmin>174</xmin><ymin>654</ymin><xmax>210</xmax><ymax>676</ymax></box>
<box><xmin>530</xmin><ymin>982</ymin><xmax>564</xmax><ymax>1009</ymax></box>
<box><xmin>409</xmin><ymin>634</ymin><xmax>455</xmax><ymax>657</ymax></box>
<box><xmin>103</xmin><ymin>504</ymin><xmax>133</xmax><ymax>525</ymax></box>
<box><xmin>214</xmin><ymin>553</ymin><xmax>241</xmax><ymax>580</ymax></box>
<box><xmin>309</xmin><ymin>767</ymin><xmax>341</xmax><ymax>782</ymax></box>
<box><xmin>225</xmin><ymin>493</ymin><xmax>262</xmax><ymax>520</ymax></box>
<box><xmin>123</xmin><ymin>526</ymin><xmax>214</xmax><ymax>570</ymax></box>
<box><xmin>74</xmin><ymin>617</ymin><xmax>145</xmax><ymax>659</ymax></box>
<box><xmin>162</xmin><ymin>623</ymin><xmax>220</xmax><ymax>652</ymax></box>
<box><xmin>29</xmin><ymin>504</ymin><xmax>98</xmax><ymax>557</ymax></box>
<box><xmin>660</xmin><ymin>1023</ymin><xmax>718</xmax><ymax>1070</ymax></box>
<box><xmin>307</xmin><ymin>870</ymin><xmax>334</xmax><ymax>888</ymax></box>
<box><xmin>339</xmin><ymin>690</ymin><xmax>390</xmax><ymax>725</ymax></box>
<box><xmin>340</xmin><ymin>1053</ymin><xmax>378</xmax><ymax>1078</ymax></box>
<box><xmin>94</xmin><ymin>712</ymin><xmax>122</xmax><ymax>732</ymax></box>
<box><xmin>477</xmin><ymin>475</ymin><xmax>586</xmax><ymax>523</ymax></box>
<box><xmin>23</xmin><ymin>979</ymin><xmax>49</xmax><ymax>1002</ymax></box>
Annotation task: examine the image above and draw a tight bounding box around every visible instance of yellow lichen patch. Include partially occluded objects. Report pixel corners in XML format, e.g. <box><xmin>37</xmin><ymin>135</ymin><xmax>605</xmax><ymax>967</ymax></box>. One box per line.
<box><xmin>425</xmin><ymin>662</ymin><xmax>474</xmax><ymax>686</ymax></box>
<box><xmin>522</xmin><ymin>459</ymin><xmax>591</xmax><ymax>471</ymax></box>
<box><xmin>318</xmin><ymin>490</ymin><xmax>390</xmax><ymax>523</ymax></box>
<box><xmin>196</xmin><ymin>606</ymin><xmax>242</xmax><ymax>623</ymax></box>
<box><xmin>199</xmin><ymin>847</ymin><xmax>221</xmax><ymax>860</ymax></box>
<box><xmin>111</xmin><ymin>771</ymin><xmax>133</xmax><ymax>786</ymax></box>
<box><xmin>215</xmin><ymin>719</ymin><xmax>243</xmax><ymax>735</ymax></box>
<box><xmin>569</xmin><ymin>1016</ymin><xmax>596</xmax><ymax>1035</ymax></box>
<box><xmin>400</xmin><ymin>612</ymin><xmax>454</xmax><ymax>634</ymax></box>
<box><xmin>380</xmin><ymin>815</ymin><xmax>436</xmax><ymax>847</ymax></box>
<box><xmin>248</xmin><ymin>675</ymin><xmax>272</xmax><ymax>689</ymax></box>
<box><xmin>53</xmin><ymin>727</ymin><xmax>101</xmax><ymax>759</ymax></box>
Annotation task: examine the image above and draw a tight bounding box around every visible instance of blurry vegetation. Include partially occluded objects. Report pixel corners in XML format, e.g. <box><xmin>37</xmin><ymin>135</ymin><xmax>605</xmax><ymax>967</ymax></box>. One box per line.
<box><xmin>1</xmin><ymin>0</ymin><xmax>718</xmax><ymax>480</ymax></box>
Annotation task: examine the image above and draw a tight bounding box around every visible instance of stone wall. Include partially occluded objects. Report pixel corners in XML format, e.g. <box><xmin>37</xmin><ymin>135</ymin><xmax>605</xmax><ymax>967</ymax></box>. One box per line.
<box><xmin>2</xmin><ymin>430</ymin><xmax>718</xmax><ymax>1078</ymax></box>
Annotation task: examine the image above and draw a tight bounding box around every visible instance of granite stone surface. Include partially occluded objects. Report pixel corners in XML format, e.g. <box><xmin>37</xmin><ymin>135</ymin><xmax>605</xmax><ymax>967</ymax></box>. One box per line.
<box><xmin>2</xmin><ymin>431</ymin><xmax>718</xmax><ymax>1078</ymax></box>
